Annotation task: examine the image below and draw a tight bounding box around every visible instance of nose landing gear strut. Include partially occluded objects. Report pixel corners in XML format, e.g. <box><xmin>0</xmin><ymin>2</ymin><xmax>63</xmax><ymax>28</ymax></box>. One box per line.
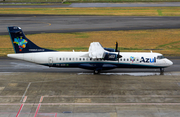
<box><xmin>160</xmin><ymin>68</ymin><xmax>164</xmax><ymax>75</ymax></box>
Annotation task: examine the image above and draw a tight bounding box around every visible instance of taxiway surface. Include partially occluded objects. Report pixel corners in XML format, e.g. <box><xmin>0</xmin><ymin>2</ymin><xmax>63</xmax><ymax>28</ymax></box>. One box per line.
<box><xmin>0</xmin><ymin>58</ymin><xmax>180</xmax><ymax>116</ymax></box>
<box><xmin>1</xmin><ymin>16</ymin><xmax>180</xmax><ymax>35</ymax></box>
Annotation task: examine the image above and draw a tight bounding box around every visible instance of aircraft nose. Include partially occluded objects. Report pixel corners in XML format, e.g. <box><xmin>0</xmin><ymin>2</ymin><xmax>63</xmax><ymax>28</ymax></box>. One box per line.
<box><xmin>167</xmin><ymin>59</ymin><xmax>173</xmax><ymax>66</ymax></box>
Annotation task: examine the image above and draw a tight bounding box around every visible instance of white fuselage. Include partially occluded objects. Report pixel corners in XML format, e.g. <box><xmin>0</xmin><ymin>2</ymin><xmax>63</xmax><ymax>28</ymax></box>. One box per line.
<box><xmin>7</xmin><ymin>51</ymin><xmax>173</xmax><ymax>70</ymax></box>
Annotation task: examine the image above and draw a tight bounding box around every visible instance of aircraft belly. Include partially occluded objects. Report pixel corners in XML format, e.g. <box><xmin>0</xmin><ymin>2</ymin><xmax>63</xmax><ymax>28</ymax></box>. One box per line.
<box><xmin>41</xmin><ymin>61</ymin><xmax>164</xmax><ymax>69</ymax></box>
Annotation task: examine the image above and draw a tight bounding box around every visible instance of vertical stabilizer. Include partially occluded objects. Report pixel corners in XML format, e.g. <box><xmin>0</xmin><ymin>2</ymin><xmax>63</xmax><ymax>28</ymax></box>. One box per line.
<box><xmin>8</xmin><ymin>26</ymin><xmax>55</xmax><ymax>53</ymax></box>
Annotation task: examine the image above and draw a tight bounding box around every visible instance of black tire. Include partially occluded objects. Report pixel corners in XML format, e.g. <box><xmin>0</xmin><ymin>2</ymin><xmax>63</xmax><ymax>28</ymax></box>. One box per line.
<box><xmin>94</xmin><ymin>69</ymin><xmax>100</xmax><ymax>74</ymax></box>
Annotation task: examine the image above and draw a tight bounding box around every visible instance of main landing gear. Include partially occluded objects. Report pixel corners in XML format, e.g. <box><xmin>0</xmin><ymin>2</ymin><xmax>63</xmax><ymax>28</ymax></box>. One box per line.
<box><xmin>94</xmin><ymin>68</ymin><xmax>101</xmax><ymax>74</ymax></box>
<box><xmin>160</xmin><ymin>68</ymin><xmax>164</xmax><ymax>75</ymax></box>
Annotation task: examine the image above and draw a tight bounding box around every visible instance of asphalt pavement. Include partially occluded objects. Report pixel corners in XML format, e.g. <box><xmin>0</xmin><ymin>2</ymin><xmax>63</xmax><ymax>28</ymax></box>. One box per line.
<box><xmin>1</xmin><ymin>15</ymin><xmax>180</xmax><ymax>35</ymax></box>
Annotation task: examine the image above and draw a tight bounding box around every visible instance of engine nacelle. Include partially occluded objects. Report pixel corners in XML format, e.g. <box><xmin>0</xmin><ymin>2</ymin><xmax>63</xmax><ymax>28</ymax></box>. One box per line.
<box><xmin>104</xmin><ymin>48</ymin><xmax>115</xmax><ymax>52</ymax></box>
<box><xmin>103</xmin><ymin>52</ymin><xmax>117</xmax><ymax>61</ymax></box>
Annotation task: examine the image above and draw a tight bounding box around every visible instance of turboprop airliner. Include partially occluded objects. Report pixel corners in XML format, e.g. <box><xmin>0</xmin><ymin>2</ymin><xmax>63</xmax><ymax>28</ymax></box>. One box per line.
<box><xmin>7</xmin><ymin>26</ymin><xmax>173</xmax><ymax>74</ymax></box>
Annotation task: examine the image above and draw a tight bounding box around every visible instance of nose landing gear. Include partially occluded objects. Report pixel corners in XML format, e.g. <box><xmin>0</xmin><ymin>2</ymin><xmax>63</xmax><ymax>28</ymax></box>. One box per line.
<box><xmin>160</xmin><ymin>68</ymin><xmax>164</xmax><ymax>75</ymax></box>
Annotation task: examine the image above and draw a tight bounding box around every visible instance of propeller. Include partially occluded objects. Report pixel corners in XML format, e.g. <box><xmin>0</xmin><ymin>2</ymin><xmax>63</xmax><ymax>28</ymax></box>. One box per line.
<box><xmin>115</xmin><ymin>41</ymin><xmax>122</xmax><ymax>66</ymax></box>
<box><xmin>115</xmin><ymin>41</ymin><xmax>118</xmax><ymax>52</ymax></box>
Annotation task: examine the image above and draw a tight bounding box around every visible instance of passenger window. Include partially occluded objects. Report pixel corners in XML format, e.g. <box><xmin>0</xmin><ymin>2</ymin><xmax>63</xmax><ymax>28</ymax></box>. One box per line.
<box><xmin>90</xmin><ymin>58</ymin><xmax>92</xmax><ymax>61</ymax></box>
<box><xmin>124</xmin><ymin>59</ymin><xmax>126</xmax><ymax>61</ymax></box>
<box><xmin>79</xmin><ymin>58</ymin><xmax>81</xmax><ymax>61</ymax></box>
<box><xmin>76</xmin><ymin>58</ymin><xmax>78</xmax><ymax>61</ymax></box>
<box><xmin>83</xmin><ymin>58</ymin><xmax>85</xmax><ymax>61</ymax></box>
<box><xmin>120</xmin><ymin>59</ymin><xmax>122</xmax><ymax>61</ymax></box>
<box><xmin>69</xmin><ymin>58</ymin><xmax>71</xmax><ymax>61</ymax></box>
<box><xmin>137</xmin><ymin>59</ymin><xmax>139</xmax><ymax>61</ymax></box>
<box><xmin>73</xmin><ymin>58</ymin><xmax>74</xmax><ymax>61</ymax></box>
<box><xmin>66</xmin><ymin>58</ymin><xmax>68</xmax><ymax>61</ymax></box>
<box><xmin>86</xmin><ymin>58</ymin><xmax>88</xmax><ymax>61</ymax></box>
<box><xmin>59</xmin><ymin>58</ymin><xmax>61</xmax><ymax>61</ymax></box>
<box><xmin>63</xmin><ymin>58</ymin><xmax>65</xmax><ymax>61</ymax></box>
<box><xmin>127</xmin><ymin>59</ymin><xmax>129</xmax><ymax>61</ymax></box>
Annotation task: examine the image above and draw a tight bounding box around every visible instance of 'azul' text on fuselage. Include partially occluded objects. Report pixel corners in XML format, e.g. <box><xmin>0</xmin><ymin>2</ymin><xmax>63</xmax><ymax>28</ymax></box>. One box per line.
<box><xmin>140</xmin><ymin>57</ymin><xmax>156</xmax><ymax>63</ymax></box>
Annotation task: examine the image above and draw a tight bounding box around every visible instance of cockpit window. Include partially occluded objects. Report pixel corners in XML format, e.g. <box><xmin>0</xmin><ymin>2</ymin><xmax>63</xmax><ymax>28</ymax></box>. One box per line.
<box><xmin>157</xmin><ymin>55</ymin><xmax>165</xmax><ymax>59</ymax></box>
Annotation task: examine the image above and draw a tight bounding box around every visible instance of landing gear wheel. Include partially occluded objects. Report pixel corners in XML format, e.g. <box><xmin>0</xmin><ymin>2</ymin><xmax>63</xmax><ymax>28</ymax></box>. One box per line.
<box><xmin>94</xmin><ymin>69</ymin><xmax>101</xmax><ymax>74</ymax></box>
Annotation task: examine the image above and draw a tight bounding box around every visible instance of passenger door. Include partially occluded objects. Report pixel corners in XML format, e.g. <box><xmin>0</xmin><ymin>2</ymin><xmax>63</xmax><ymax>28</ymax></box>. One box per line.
<box><xmin>48</xmin><ymin>57</ymin><xmax>53</xmax><ymax>67</ymax></box>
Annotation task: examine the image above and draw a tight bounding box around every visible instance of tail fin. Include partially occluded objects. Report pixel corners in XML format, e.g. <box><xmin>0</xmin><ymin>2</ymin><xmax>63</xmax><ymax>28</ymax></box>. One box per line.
<box><xmin>8</xmin><ymin>26</ymin><xmax>56</xmax><ymax>53</ymax></box>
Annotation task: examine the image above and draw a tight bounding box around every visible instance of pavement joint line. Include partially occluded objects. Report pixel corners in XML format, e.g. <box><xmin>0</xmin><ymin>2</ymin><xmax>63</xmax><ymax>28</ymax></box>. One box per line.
<box><xmin>0</xmin><ymin>112</ymin><xmax>57</xmax><ymax>115</ymax></box>
<box><xmin>1</xmin><ymin>103</ymin><xmax>180</xmax><ymax>106</ymax></box>
<box><xmin>0</xmin><ymin>96</ymin><xmax>23</xmax><ymax>97</ymax></box>
<box><xmin>20</xmin><ymin>82</ymin><xmax>31</xmax><ymax>102</ymax></box>
<box><xmin>43</xmin><ymin>95</ymin><xmax>180</xmax><ymax>98</ymax></box>
<box><xmin>39</xmin><ymin>103</ymin><xmax>180</xmax><ymax>106</ymax></box>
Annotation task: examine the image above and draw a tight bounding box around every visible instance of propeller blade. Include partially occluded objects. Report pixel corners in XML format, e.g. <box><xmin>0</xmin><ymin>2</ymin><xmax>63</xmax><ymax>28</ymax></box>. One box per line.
<box><xmin>115</xmin><ymin>41</ymin><xmax>118</xmax><ymax>52</ymax></box>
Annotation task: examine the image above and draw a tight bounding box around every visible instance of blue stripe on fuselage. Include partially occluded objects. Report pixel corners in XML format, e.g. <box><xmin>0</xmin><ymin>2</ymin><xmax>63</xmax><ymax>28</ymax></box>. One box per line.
<box><xmin>41</xmin><ymin>61</ymin><xmax>166</xmax><ymax>70</ymax></box>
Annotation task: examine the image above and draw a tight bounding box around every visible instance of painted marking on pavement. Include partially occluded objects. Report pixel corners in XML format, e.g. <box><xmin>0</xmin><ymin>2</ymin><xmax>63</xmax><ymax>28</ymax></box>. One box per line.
<box><xmin>34</xmin><ymin>104</ymin><xmax>41</xmax><ymax>117</ymax></box>
<box><xmin>16</xmin><ymin>104</ymin><xmax>24</xmax><ymax>117</ymax></box>
<box><xmin>40</xmin><ymin>96</ymin><xmax>44</xmax><ymax>103</ymax></box>
<box><xmin>55</xmin><ymin>113</ymin><xmax>57</xmax><ymax>117</ymax></box>
<box><xmin>23</xmin><ymin>96</ymin><xmax>27</xmax><ymax>103</ymax></box>
<box><xmin>34</xmin><ymin>96</ymin><xmax>44</xmax><ymax>117</ymax></box>
<box><xmin>20</xmin><ymin>82</ymin><xmax>31</xmax><ymax>102</ymax></box>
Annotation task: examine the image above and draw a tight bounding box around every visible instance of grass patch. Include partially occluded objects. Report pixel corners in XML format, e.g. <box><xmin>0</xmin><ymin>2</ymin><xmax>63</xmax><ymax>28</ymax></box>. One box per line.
<box><xmin>157</xmin><ymin>9</ymin><xmax>163</xmax><ymax>16</ymax></box>
<box><xmin>73</xmin><ymin>33</ymin><xmax>89</xmax><ymax>38</ymax></box>
<box><xmin>67</xmin><ymin>0</ymin><xmax>180</xmax><ymax>2</ymax></box>
<box><xmin>1</xmin><ymin>0</ymin><xmax>180</xmax><ymax>3</ymax></box>
<box><xmin>1</xmin><ymin>29</ymin><xmax>180</xmax><ymax>57</ymax></box>
<box><xmin>0</xmin><ymin>7</ymin><xmax>180</xmax><ymax>16</ymax></box>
